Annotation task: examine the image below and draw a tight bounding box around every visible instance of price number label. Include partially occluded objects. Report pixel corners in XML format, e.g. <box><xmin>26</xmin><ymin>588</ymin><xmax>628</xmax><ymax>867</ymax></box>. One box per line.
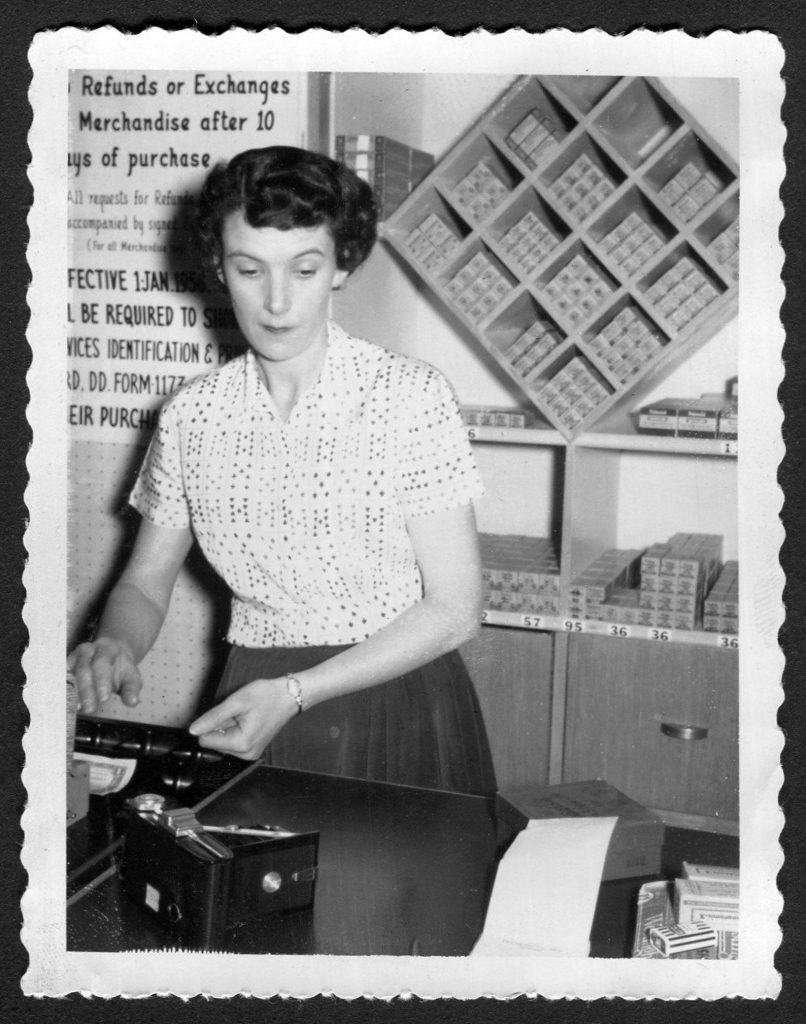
<box><xmin>607</xmin><ymin>623</ymin><xmax>631</xmax><ymax>638</ymax></box>
<box><xmin>649</xmin><ymin>628</ymin><xmax>672</xmax><ymax>642</ymax></box>
<box><xmin>563</xmin><ymin>619</ymin><xmax>584</xmax><ymax>633</ymax></box>
<box><xmin>718</xmin><ymin>634</ymin><xmax>739</xmax><ymax>649</ymax></box>
<box><xmin>721</xmin><ymin>440</ymin><xmax>738</xmax><ymax>456</ymax></box>
<box><xmin>467</xmin><ymin>428</ymin><xmax>478</xmax><ymax>441</ymax></box>
<box><xmin>521</xmin><ymin>615</ymin><xmax>542</xmax><ymax>630</ymax></box>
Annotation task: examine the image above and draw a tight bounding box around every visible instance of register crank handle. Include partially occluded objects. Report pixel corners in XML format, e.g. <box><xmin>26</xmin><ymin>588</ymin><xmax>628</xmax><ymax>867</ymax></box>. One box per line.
<box><xmin>132</xmin><ymin>798</ymin><xmax>296</xmax><ymax>838</ymax></box>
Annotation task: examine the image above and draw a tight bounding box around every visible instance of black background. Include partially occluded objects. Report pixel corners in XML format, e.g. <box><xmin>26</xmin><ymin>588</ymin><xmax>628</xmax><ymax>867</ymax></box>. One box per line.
<box><xmin>2</xmin><ymin>2</ymin><xmax>801</xmax><ymax>1022</ymax></box>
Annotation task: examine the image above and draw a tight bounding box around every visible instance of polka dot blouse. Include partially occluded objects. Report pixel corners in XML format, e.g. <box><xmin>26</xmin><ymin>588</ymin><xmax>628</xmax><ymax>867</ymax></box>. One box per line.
<box><xmin>130</xmin><ymin>321</ymin><xmax>484</xmax><ymax>647</ymax></box>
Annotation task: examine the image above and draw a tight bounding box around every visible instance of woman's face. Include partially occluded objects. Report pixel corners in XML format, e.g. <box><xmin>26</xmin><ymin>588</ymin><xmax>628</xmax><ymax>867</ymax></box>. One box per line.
<box><xmin>218</xmin><ymin>210</ymin><xmax>347</xmax><ymax>369</ymax></box>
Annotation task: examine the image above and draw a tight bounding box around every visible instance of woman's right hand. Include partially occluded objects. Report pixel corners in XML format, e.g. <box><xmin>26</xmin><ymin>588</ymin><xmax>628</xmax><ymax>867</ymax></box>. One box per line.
<box><xmin>67</xmin><ymin>637</ymin><xmax>143</xmax><ymax>715</ymax></box>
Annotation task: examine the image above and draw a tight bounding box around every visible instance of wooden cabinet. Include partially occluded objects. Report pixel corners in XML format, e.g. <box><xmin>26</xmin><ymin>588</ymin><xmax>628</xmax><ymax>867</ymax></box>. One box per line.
<box><xmin>564</xmin><ymin>634</ymin><xmax>738</xmax><ymax>821</ymax></box>
<box><xmin>461</xmin><ymin>627</ymin><xmax>554</xmax><ymax>791</ymax></box>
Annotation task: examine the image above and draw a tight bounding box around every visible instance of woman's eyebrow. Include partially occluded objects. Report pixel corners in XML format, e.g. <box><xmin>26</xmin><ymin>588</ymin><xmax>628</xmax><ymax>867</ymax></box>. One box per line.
<box><xmin>224</xmin><ymin>247</ymin><xmax>326</xmax><ymax>260</ymax></box>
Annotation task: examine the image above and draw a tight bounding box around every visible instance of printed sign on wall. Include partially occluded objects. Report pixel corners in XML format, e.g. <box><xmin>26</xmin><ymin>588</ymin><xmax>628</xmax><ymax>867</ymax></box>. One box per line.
<box><xmin>67</xmin><ymin>69</ymin><xmax>307</xmax><ymax>443</ymax></box>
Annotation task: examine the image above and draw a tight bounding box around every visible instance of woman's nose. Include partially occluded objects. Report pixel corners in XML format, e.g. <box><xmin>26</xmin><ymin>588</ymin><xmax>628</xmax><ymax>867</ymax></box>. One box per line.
<box><xmin>264</xmin><ymin>275</ymin><xmax>290</xmax><ymax>315</ymax></box>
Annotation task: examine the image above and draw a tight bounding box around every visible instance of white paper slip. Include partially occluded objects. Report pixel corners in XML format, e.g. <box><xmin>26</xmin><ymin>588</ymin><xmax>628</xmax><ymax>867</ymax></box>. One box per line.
<box><xmin>74</xmin><ymin>753</ymin><xmax>137</xmax><ymax>795</ymax></box>
<box><xmin>471</xmin><ymin>816</ymin><xmax>617</xmax><ymax>957</ymax></box>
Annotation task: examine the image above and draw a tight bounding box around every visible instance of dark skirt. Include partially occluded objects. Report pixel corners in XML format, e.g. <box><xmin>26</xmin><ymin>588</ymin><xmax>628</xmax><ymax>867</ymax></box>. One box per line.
<box><xmin>215</xmin><ymin>645</ymin><xmax>497</xmax><ymax>796</ymax></box>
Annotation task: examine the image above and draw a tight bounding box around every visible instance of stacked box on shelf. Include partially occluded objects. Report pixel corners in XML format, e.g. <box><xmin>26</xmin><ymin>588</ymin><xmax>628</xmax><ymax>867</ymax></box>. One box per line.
<box><xmin>587</xmin><ymin>306</ymin><xmax>665</xmax><ymax>384</ymax></box>
<box><xmin>403</xmin><ymin>212</ymin><xmax>462</xmax><ymax>272</ymax></box>
<box><xmin>657</xmin><ymin>161</ymin><xmax>722</xmax><ymax>223</ymax></box>
<box><xmin>452</xmin><ymin>160</ymin><xmax>510</xmax><ymax>223</ymax></box>
<box><xmin>480</xmin><ymin>533</ymin><xmax>561</xmax><ymax>615</ymax></box>
<box><xmin>718</xmin><ymin>392</ymin><xmax>738</xmax><ymax>440</ymax></box>
<box><xmin>548</xmin><ymin>153</ymin><xmax>616</xmax><ymax>224</ymax></box>
<box><xmin>535</xmin><ymin>355</ymin><xmax>612</xmax><ymax>433</ymax></box>
<box><xmin>336</xmin><ymin>134</ymin><xmax>435</xmax><ymax>220</ymax></box>
<box><xmin>644</xmin><ymin>255</ymin><xmax>720</xmax><ymax>333</ymax></box>
<box><xmin>703</xmin><ymin>560</ymin><xmax>739</xmax><ymax>634</ymax></box>
<box><xmin>599</xmin><ymin>586</ymin><xmax>643</xmax><ymax>625</ymax></box>
<box><xmin>445</xmin><ymin>252</ymin><xmax>514</xmax><ymax>324</ymax></box>
<box><xmin>568</xmin><ymin>548</ymin><xmax>644</xmax><ymax>620</ymax></box>
<box><xmin>503</xmin><ymin>315</ymin><xmax>564</xmax><ymax>386</ymax></box>
<box><xmin>638</xmin><ymin>533</ymin><xmax>723</xmax><ymax>631</ymax></box>
<box><xmin>543</xmin><ymin>252</ymin><xmax>615</xmax><ymax>328</ymax></box>
<box><xmin>460</xmin><ymin>406</ymin><xmax>536</xmax><ymax>429</ymax></box>
<box><xmin>636</xmin><ymin>392</ymin><xmax>738</xmax><ymax>440</ymax></box>
<box><xmin>709</xmin><ymin>218</ymin><xmax>739</xmax><ymax>282</ymax></box>
<box><xmin>676</xmin><ymin>394</ymin><xmax>731</xmax><ymax>439</ymax></box>
<box><xmin>499</xmin><ymin>210</ymin><xmax>561</xmax><ymax>275</ymax></box>
<box><xmin>505</xmin><ymin>107</ymin><xmax>564</xmax><ymax>168</ymax></box>
<box><xmin>598</xmin><ymin>210</ymin><xmax>665</xmax><ymax>277</ymax></box>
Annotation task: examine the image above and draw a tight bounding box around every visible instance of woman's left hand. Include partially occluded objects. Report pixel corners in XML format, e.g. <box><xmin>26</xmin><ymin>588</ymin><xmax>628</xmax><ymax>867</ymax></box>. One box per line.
<box><xmin>188</xmin><ymin>676</ymin><xmax>297</xmax><ymax>760</ymax></box>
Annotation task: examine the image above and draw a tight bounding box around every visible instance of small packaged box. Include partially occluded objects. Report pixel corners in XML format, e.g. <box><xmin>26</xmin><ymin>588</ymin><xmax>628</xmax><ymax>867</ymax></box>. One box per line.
<box><xmin>674</xmin><ymin>878</ymin><xmax>740</xmax><ymax>931</ymax></box>
<box><xmin>676</xmin><ymin>162</ymin><xmax>702</xmax><ymax>190</ymax></box>
<box><xmin>674</xmin><ymin>194</ymin><xmax>702</xmax><ymax>222</ymax></box>
<box><xmin>648</xmin><ymin>922</ymin><xmax>717</xmax><ymax>957</ymax></box>
<box><xmin>682</xmin><ymin>862</ymin><xmax>740</xmax><ymax>884</ymax></box>
<box><xmin>677</xmin><ymin>397</ymin><xmax>725</xmax><ymax>438</ymax></box>
<box><xmin>689</xmin><ymin>175</ymin><xmax>720</xmax><ymax>207</ymax></box>
<box><xmin>659</xmin><ymin>178</ymin><xmax>686</xmax><ymax>206</ymax></box>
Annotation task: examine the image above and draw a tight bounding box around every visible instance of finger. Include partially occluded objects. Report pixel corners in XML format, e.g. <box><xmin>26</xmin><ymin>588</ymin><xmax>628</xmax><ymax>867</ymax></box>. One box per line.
<box><xmin>88</xmin><ymin>647</ymin><xmax>118</xmax><ymax>705</ymax></box>
<box><xmin>188</xmin><ymin>697</ymin><xmax>243</xmax><ymax>737</ymax></box>
<box><xmin>196</xmin><ymin>725</ymin><xmax>262</xmax><ymax>761</ymax></box>
<box><xmin>72</xmin><ymin>650</ymin><xmax>113</xmax><ymax>714</ymax></box>
<box><xmin>118</xmin><ymin>664</ymin><xmax>143</xmax><ymax>707</ymax></box>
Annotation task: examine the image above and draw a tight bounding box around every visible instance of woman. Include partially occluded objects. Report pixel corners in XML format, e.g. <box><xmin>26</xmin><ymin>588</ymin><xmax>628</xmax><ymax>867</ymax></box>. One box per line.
<box><xmin>68</xmin><ymin>146</ymin><xmax>496</xmax><ymax>796</ymax></box>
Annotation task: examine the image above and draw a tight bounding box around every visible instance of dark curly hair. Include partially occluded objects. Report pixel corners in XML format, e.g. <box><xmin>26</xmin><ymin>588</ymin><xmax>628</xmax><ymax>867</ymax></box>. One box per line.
<box><xmin>196</xmin><ymin>146</ymin><xmax>377</xmax><ymax>287</ymax></box>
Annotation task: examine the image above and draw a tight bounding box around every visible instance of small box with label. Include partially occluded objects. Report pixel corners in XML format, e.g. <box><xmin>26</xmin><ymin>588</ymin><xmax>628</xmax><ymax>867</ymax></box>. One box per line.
<box><xmin>505</xmin><ymin>107</ymin><xmax>564</xmax><ymax>169</ymax></box>
<box><xmin>544</xmin><ymin>253</ymin><xmax>615</xmax><ymax>327</ymax></box>
<box><xmin>657</xmin><ymin>162</ymin><xmax>722</xmax><ymax>222</ymax></box>
<box><xmin>548</xmin><ymin>155</ymin><xmax>616</xmax><ymax>224</ymax></box>
<box><xmin>479</xmin><ymin>533</ymin><xmax>560</xmax><ymax>613</ymax></box>
<box><xmin>587</xmin><ymin>307</ymin><xmax>664</xmax><ymax>385</ymax></box>
<box><xmin>446</xmin><ymin>253</ymin><xmax>513</xmax><ymax>324</ymax></box>
<box><xmin>404</xmin><ymin>213</ymin><xmax>462</xmax><ymax>270</ymax></box>
<box><xmin>535</xmin><ymin>356</ymin><xmax>612</xmax><ymax>428</ymax></box>
<box><xmin>702</xmin><ymin>560</ymin><xmax>739</xmax><ymax>633</ymax></box>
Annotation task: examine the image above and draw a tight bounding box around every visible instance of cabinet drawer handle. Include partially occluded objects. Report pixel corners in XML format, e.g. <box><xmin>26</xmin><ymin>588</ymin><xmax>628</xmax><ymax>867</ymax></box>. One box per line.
<box><xmin>660</xmin><ymin>721</ymin><xmax>709</xmax><ymax>741</ymax></box>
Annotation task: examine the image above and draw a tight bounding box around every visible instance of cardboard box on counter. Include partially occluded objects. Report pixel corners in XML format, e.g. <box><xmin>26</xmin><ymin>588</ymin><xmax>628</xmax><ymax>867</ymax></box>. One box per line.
<box><xmin>495</xmin><ymin>779</ymin><xmax>665</xmax><ymax>882</ymax></box>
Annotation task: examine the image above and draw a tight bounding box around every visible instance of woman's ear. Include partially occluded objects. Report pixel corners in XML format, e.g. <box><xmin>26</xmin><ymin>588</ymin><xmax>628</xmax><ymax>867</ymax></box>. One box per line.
<box><xmin>332</xmin><ymin>269</ymin><xmax>349</xmax><ymax>291</ymax></box>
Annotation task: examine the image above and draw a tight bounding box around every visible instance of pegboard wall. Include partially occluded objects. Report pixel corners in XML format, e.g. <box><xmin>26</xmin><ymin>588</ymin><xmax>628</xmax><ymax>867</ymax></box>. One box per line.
<box><xmin>68</xmin><ymin>438</ymin><xmax>229</xmax><ymax>727</ymax></box>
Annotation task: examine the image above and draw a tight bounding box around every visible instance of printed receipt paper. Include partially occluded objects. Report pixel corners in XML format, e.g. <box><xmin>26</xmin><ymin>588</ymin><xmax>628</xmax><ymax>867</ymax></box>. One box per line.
<box><xmin>471</xmin><ymin>817</ymin><xmax>617</xmax><ymax>957</ymax></box>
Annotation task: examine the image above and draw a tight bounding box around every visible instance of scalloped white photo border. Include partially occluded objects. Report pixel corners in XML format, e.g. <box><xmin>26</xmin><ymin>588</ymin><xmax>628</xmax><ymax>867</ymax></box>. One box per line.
<box><xmin>22</xmin><ymin>26</ymin><xmax>784</xmax><ymax>1000</ymax></box>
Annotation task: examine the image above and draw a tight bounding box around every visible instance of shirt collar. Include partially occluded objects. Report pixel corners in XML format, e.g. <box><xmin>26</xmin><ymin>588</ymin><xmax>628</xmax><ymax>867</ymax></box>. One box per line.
<box><xmin>241</xmin><ymin>321</ymin><xmax>358</xmax><ymax>420</ymax></box>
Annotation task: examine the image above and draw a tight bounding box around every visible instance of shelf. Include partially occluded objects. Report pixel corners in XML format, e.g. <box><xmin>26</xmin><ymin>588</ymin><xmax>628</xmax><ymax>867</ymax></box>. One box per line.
<box><xmin>574</xmin><ymin>433</ymin><xmax>738</xmax><ymax>456</ymax></box>
<box><xmin>466</xmin><ymin>425</ymin><xmax>566</xmax><ymax>446</ymax></box>
<box><xmin>482</xmin><ymin>609</ymin><xmax>738</xmax><ymax>649</ymax></box>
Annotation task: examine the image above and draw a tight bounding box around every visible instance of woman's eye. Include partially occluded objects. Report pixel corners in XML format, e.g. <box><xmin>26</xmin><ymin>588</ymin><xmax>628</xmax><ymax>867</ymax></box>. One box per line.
<box><xmin>296</xmin><ymin>267</ymin><xmax>317</xmax><ymax>278</ymax></box>
<box><xmin>237</xmin><ymin>266</ymin><xmax>259</xmax><ymax>277</ymax></box>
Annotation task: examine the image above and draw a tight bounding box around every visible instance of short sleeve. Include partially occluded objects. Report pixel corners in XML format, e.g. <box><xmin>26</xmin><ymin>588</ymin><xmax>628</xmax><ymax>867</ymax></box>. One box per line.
<box><xmin>395</xmin><ymin>365</ymin><xmax>484</xmax><ymax>519</ymax></box>
<box><xmin>129</xmin><ymin>399</ymin><xmax>191</xmax><ymax>529</ymax></box>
